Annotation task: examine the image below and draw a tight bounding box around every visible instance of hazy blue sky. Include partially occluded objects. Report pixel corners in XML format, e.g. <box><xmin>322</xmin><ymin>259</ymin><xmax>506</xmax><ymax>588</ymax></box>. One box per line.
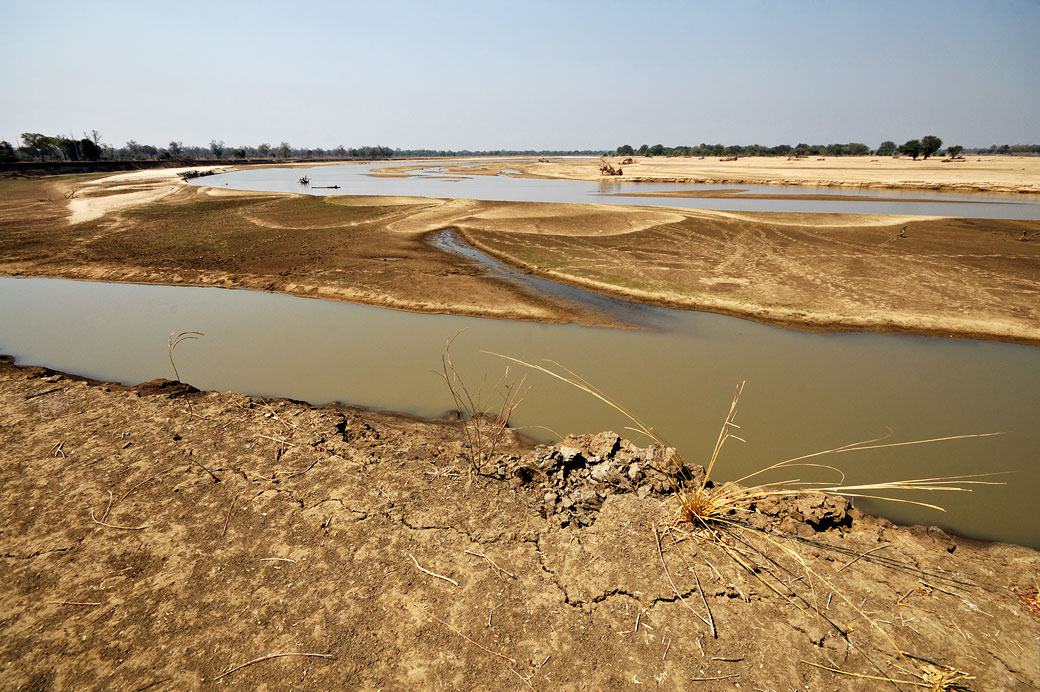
<box><xmin>2</xmin><ymin>0</ymin><xmax>1038</xmax><ymax>150</ymax></box>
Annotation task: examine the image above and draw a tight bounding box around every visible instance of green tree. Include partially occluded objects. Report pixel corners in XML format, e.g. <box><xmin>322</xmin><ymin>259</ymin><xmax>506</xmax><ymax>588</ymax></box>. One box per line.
<box><xmin>168</xmin><ymin>141</ymin><xmax>183</xmax><ymax>157</ymax></box>
<box><xmin>0</xmin><ymin>140</ymin><xmax>17</xmax><ymax>162</ymax></box>
<box><xmin>899</xmin><ymin>139</ymin><xmax>922</xmax><ymax>160</ymax></box>
<box><xmin>257</xmin><ymin>143</ymin><xmax>272</xmax><ymax>157</ymax></box>
<box><xmin>947</xmin><ymin>145</ymin><xmax>963</xmax><ymax>159</ymax></box>
<box><xmin>920</xmin><ymin>135</ymin><xmax>943</xmax><ymax>159</ymax></box>
<box><xmin>278</xmin><ymin>141</ymin><xmax>292</xmax><ymax>158</ymax></box>
<box><xmin>20</xmin><ymin>133</ymin><xmax>56</xmax><ymax>159</ymax></box>
<box><xmin>876</xmin><ymin>140</ymin><xmax>897</xmax><ymax>156</ymax></box>
<box><xmin>637</xmin><ymin>144</ymin><xmax>649</xmax><ymax>156</ymax></box>
<box><xmin>616</xmin><ymin>144</ymin><xmax>634</xmax><ymax>156</ymax></box>
<box><xmin>79</xmin><ymin>138</ymin><xmax>101</xmax><ymax>160</ymax></box>
<box><xmin>648</xmin><ymin>143</ymin><xmax>665</xmax><ymax>156</ymax></box>
<box><xmin>209</xmin><ymin>139</ymin><xmax>225</xmax><ymax>158</ymax></box>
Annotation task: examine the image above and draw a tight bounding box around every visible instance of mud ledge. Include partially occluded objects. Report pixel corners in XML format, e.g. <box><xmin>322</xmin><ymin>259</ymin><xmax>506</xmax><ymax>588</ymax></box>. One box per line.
<box><xmin>2</xmin><ymin>356</ymin><xmax>1037</xmax><ymax>690</ymax></box>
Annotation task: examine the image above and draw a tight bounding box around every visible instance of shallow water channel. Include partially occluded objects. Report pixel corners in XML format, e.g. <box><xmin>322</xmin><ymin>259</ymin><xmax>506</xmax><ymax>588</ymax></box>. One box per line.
<box><xmin>197</xmin><ymin>161</ymin><xmax>1040</xmax><ymax>219</ymax></box>
<box><xmin>2</xmin><ymin>276</ymin><xmax>1038</xmax><ymax>547</ymax></box>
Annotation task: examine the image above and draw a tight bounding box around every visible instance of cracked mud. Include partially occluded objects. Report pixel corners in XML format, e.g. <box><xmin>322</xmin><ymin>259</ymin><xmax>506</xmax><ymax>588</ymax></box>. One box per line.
<box><xmin>1</xmin><ymin>357</ymin><xmax>1037</xmax><ymax>690</ymax></box>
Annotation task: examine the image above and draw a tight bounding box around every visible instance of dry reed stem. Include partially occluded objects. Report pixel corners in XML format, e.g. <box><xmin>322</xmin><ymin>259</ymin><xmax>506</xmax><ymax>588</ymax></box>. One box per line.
<box><xmin>409</xmin><ymin>553</ymin><xmax>459</xmax><ymax>587</ymax></box>
<box><xmin>213</xmin><ymin>652</ymin><xmax>335</xmax><ymax>680</ymax></box>
<box><xmin>653</xmin><ymin>524</ymin><xmax>714</xmax><ymax>635</ymax></box>
<box><xmin>167</xmin><ymin>331</ymin><xmax>203</xmax><ymax>383</ymax></box>
<box><xmin>464</xmin><ymin>550</ymin><xmax>517</xmax><ymax>580</ymax></box>
<box><xmin>419</xmin><ymin>606</ymin><xmax>516</xmax><ymax>663</ymax></box>
<box><xmin>47</xmin><ymin>601</ymin><xmax>101</xmax><ymax>607</ymax></box>
<box><xmin>801</xmin><ymin>659</ymin><xmax>973</xmax><ymax>689</ymax></box>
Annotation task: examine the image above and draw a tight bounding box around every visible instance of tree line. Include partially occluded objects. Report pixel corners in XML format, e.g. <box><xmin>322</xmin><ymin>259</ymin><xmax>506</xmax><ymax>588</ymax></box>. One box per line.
<box><xmin>3</xmin><ymin>130</ymin><xmax>1038</xmax><ymax>164</ymax></box>
<box><xmin>615</xmin><ymin>139</ymin><xmax>1040</xmax><ymax>159</ymax></box>
<box><xmin>0</xmin><ymin>132</ymin><xmax>608</xmax><ymax>163</ymax></box>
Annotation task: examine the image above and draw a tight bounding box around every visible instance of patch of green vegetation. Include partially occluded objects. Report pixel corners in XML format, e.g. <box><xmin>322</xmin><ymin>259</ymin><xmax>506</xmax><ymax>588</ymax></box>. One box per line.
<box><xmin>563</xmin><ymin>267</ymin><xmax>660</xmax><ymax>292</ymax></box>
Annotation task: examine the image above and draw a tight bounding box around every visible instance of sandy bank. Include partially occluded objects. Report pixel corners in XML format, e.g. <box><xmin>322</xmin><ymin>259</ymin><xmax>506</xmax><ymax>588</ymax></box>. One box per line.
<box><xmin>520</xmin><ymin>155</ymin><xmax>1040</xmax><ymax>195</ymax></box>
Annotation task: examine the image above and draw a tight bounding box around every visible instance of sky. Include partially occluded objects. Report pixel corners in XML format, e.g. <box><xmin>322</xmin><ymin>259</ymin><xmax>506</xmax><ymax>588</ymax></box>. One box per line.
<box><xmin>1</xmin><ymin>0</ymin><xmax>1038</xmax><ymax>151</ymax></box>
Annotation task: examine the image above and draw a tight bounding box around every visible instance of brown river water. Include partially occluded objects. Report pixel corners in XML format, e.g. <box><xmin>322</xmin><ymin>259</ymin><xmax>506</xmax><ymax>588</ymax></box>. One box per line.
<box><xmin>2</xmin><ymin>274</ymin><xmax>1037</xmax><ymax>547</ymax></box>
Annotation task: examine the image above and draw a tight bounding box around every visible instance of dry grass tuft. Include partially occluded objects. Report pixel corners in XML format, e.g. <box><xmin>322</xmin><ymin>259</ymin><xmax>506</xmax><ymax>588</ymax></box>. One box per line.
<box><xmin>490</xmin><ymin>353</ymin><xmax>1005</xmax><ymax>686</ymax></box>
<box><xmin>441</xmin><ymin>334</ymin><xmax>527</xmax><ymax>475</ymax></box>
<box><xmin>490</xmin><ymin>354</ymin><xmax>1002</xmax><ymax>526</ymax></box>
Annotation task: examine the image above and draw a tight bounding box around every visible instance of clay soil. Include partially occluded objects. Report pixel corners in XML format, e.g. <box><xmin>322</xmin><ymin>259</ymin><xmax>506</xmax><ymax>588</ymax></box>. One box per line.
<box><xmin>1</xmin><ymin>167</ymin><xmax>1039</xmax><ymax>342</ymax></box>
<box><xmin>2</xmin><ymin>358</ymin><xmax>1038</xmax><ymax>690</ymax></box>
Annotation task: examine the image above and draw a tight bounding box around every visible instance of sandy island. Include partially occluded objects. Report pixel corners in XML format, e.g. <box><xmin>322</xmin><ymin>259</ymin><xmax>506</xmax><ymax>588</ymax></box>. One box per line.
<box><xmin>2</xmin><ymin>164</ymin><xmax>1038</xmax><ymax>343</ymax></box>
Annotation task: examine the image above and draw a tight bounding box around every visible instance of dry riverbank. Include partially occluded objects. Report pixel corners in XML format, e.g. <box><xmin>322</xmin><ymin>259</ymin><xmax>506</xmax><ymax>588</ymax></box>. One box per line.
<box><xmin>2</xmin><ymin>357</ymin><xmax>1037</xmax><ymax>690</ymax></box>
<box><xmin>2</xmin><ymin>167</ymin><xmax>1038</xmax><ymax>344</ymax></box>
<box><xmin>390</xmin><ymin>155</ymin><xmax>1040</xmax><ymax>195</ymax></box>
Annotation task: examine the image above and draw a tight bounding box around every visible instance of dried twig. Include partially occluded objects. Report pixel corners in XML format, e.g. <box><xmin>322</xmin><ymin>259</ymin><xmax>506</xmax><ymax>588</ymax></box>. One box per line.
<box><xmin>221</xmin><ymin>494</ymin><xmax>238</xmax><ymax>537</ymax></box>
<box><xmin>101</xmin><ymin>491</ymin><xmax>113</xmax><ymax>523</ymax></box>
<box><xmin>213</xmin><ymin>652</ymin><xmax>335</xmax><ymax>680</ymax></box>
<box><xmin>421</xmin><ymin>607</ymin><xmax>515</xmax><ymax>662</ymax></box>
<box><xmin>409</xmin><ymin>553</ymin><xmax>459</xmax><ymax>587</ymax></box>
<box><xmin>26</xmin><ymin>387</ymin><xmax>63</xmax><ymax>400</ymax></box>
<box><xmin>47</xmin><ymin>600</ymin><xmax>101</xmax><ymax>607</ymax></box>
<box><xmin>691</xmin><ymin>674</ymin><xmax>739</xmax><ymax>681</ymax></box>
<box><xmin>464</xmin><ymin>550</ymin><xmax>517</xmax><ymax>580</ymax></box>
<box><xmin>693</xmin><ymin>568</ymin><xmax>717</xmax><ymax>639</ymax></box>
<box><xmin>837</xmin><ymin>544</ymin><xmax>891</xmax><ymax>573</ymax></box>
<box><xmin>90</xmin><ymin>509</ymin><xmax>146</xmax><ymax>531</ymax></box>
<box><xmin>190</xmin><ymin>458</ymin><xmax>221</xmax><ymax>483</ymax></box>
<box><xmin>258</xmin><ymin>434</ymin><xmax>296</xmax><ymax>447</ymax></box>
<box><xmin>118</xmin><ymin>467</ymin><xmax>176</xmax><ymax>503</ymax></box>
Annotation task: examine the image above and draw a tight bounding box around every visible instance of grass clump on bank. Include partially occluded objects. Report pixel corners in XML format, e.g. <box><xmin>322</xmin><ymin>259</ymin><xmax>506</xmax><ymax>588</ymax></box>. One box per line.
<box><xmin>491</xmin><ymin>353</ymin><xmax>1005</xmax><ymax>689</ymax></box>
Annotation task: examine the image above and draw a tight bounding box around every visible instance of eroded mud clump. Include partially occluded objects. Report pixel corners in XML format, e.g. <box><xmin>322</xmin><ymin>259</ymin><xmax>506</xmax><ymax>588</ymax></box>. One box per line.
<box><xmin>494</xmin><ymin>431</ymin><xmax>676</xmax><ymax>526</ymax></box>
<box><xmin>498</xmin><ymin>430</ymin><xmax>853</xmax><ymax>534</ymax></box>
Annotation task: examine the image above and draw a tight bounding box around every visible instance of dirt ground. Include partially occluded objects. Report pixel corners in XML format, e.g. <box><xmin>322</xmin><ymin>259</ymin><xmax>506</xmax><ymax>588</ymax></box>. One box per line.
<box><xmin>1</xmin><ymin>167</ymin><xmax>1039</xmax><ymax>343</ymax></box>
<box><xmin>2</xmin><ymin>357</ymin><xmax>1037</xmax><ymax>691</ymax></box>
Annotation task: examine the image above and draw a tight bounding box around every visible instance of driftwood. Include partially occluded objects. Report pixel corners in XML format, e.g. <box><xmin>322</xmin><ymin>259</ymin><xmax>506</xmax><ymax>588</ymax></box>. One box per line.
<box><xmin>179</xmin><ymin>169</ymin><xmax>216</xmax><ymax>181</ymax></box>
